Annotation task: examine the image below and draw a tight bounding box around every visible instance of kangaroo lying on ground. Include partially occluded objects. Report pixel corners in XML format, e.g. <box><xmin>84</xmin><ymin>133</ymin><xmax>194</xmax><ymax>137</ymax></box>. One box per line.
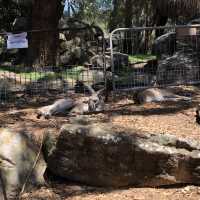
<box><xmin>36</xmin><ymin>84</ymin><xmax>104</xmax><ymax>119</ymax></box>
<box><xmin>136</xmin><ymin>88</ymin><xmax>191</xmax><ymax>104</ymax></box>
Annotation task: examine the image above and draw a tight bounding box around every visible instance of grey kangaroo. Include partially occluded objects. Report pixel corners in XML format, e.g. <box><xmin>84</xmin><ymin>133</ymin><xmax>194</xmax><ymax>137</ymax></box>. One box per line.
<box><xmin>36</xmin><ymin>84</ymin><xmax>104</xmax><ymax>119</ymax></box>
<box><xmin>136</xmin><ymin>88</ymin><xmax>191</xmax><ymax>104</ymax></box>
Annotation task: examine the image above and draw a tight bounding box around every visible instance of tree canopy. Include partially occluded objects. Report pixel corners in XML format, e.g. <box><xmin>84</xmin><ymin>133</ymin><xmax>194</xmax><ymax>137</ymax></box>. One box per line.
<box><xmin>0</xmin><ymin>0</ymin><xmax>200</xmax><ymax>65</ymax></box>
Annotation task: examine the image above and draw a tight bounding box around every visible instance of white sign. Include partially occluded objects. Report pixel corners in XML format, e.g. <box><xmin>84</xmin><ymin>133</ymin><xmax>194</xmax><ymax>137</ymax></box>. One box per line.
<box><xmin>7</xmin><ymin>32</ymin><xmax>28</xmax><ymax>49</ymax></box>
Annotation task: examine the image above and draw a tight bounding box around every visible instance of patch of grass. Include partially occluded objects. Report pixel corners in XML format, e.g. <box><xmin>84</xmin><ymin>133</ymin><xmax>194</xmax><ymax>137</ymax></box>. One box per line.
<box><xmin>0</xmin><ymin>65</ymin><xmax>85</xmax><ymax>81</ymax></box>
<box><xmin>62</xmin><ymin>66</ymin><xmax>84</xmax><ymax>79</ymax></box>
<box><xmin>0</xmin><ymin>65</ymin><xmax>22</xmax><ymax>73</ymax></box>
<box><xmin>129</xmin><ymin>54</ymin><xmax>157</xmax><ymax>63</ymax></box>
<box><xmin>20</xmin><ymin>72</ymin><xmax>53</xmax><ymax>81</ymax></box>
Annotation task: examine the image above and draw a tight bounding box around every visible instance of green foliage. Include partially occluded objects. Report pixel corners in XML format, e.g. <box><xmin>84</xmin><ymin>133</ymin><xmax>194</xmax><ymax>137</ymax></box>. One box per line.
<box><xmin>64</xmin><ymin>0</ymin><xmax>112</xmax><ymax>31</ymax></box>
<box><xmin>0</xmin><ymin>0</ymin><xmax>32</xmax><ymax>31</ymax></box>
<box><xmin>0</xmin><ymin>0</ymin><xmax>18</xmax><ymax>31</ymax></box>
<box><xmin>0</xmin><ymin>65</ymin><xmax>85</xmax><ymax>81</ymax></box>
<box><xmin>109</xmin><ymin>0</ymin><xmax>154</xmax><ymax>31</ymax></box>
<box><xmin>129</xmin><ymin>54</ymin><xmax>157</xmax><ymax>63</ymax></box>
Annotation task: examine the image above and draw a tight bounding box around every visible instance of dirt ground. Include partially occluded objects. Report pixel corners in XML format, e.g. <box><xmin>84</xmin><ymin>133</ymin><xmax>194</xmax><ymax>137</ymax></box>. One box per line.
<box><xmin>1</xmin><ymin>86</ymin><xmax>200</xmax><ymax>200</ymax></box>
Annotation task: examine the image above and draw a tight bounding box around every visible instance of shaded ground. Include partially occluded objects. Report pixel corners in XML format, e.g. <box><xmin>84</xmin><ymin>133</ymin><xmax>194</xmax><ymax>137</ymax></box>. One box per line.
<box><xmin>1</xmin><ymin>85</ymin><xmax>200</xmax><ymax>199</ymax></box>
<box><xmin>21</xmin><ymin>184</ymin><xmax>200</xmax><ymax>200</ymax></box>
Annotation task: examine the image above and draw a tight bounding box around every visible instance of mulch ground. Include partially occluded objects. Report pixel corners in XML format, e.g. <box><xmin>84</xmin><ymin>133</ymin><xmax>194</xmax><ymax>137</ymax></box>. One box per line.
<box><xmin>1</xmin><ymin>85</ymin><xmax>200</xmax><ymax>200</ymax></box>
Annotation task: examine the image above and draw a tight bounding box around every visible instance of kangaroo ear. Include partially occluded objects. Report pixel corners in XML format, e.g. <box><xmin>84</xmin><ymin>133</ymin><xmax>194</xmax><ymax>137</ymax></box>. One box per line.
<box><xmin>36</xmin><ymin>110</ymin><xmax>42</xmax><ymax>119</ymax></box>
<box><xmin>85</xmin><ymin>83</ymin><xmax>96</xmax><ymax>95</ymax></box>
<box><xmin>97</xmin><ymin>88</ymin><xmax>105</xmax><ymax>97</ymax></box>
<box><xmin>37</xmin><ymin>113</ymin><xmax>42</xmax><ymax>119</ymax></box>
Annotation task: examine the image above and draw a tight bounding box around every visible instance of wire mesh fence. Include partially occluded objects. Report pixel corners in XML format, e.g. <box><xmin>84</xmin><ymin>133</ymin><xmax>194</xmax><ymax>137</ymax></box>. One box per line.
<box><xmin>0</xmin><ymin>27</ymin><xmax>106</xmax><ymax>103</ymax></box>
<box><xmin>110</xmin><ymin>25</ymin><xmax>200</xmax><ymax>91</ymax></box>
<box><xmin>2</xmin><ymin>25</ymin><xmax>200</xmax><ymax>104</ymax></box>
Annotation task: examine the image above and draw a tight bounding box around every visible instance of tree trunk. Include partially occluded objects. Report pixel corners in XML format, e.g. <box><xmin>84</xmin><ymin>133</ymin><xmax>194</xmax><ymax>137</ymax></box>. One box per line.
<box><xmin>155</xmin><ymin>13</ymin><xmax>168</xmax><ymax>38</ymax></box>
<box><xmin>123</xmin><ymin>0</ymin><xmax>134</xmax><ymax>54</ymax></box>
<box><xmin>124</xmin><ymin>0</ymin><xmax>133</xmax><ymax>28</ymax></box>
<box><xmin>29</xmin><ymin>0</ymin><xmax>64</xmax><ymax>67</ymax></box>
<box><xmin>109</xmin><ymin>0</ymin><xmax>121</xmax><ymax>32</ymax></box>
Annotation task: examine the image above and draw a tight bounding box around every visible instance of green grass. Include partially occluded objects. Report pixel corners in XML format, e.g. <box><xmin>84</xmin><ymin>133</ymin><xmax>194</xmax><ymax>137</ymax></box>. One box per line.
<box><xmin>129</xmin><ymin>54</ymin><xmax>157</xmax><ymax>63</ymax></box>
<box><xmin>62</xmin><ymin>66</ymin><xmax>84</xmax><ymax>79</ymax></box>
<box><xmin>21</xmin><ymin>72</ymin><xmax>54</xmax><ymax>81</ymax></box>
<box><xmin>0</xmin><ymin>65</ymin><xmax>85</xmax><ymax>81</ymax></box>
<box><xmin>22</xmin><ymin>66</ymin><xmax>84</xmax><ymax>81</ymax></box>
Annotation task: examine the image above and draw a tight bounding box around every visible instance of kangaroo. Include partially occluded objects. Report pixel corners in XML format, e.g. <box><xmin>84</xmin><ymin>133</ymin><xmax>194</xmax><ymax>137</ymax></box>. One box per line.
<box><xmin>36</xmin><ymin>83</ymin><xmax>105</xmax><ymax>119</ymax></box>
<box><xmin>136</xmin><ymin>88</ymin><xmax>191</xmax><ymax>104</ymax></box>
<box><xmin>36</xmin><ymin>98</ymin><xmax>75</xmax><ymax>119</ymax></box>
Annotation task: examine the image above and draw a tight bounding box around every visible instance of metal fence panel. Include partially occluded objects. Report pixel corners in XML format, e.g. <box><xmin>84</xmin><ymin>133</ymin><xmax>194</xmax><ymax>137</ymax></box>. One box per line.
<box><xmin>0</xmin><ymin>27</ymin><xmax>106</xmax><ymax>103</ymax></box>
<box><xmin>110</xmin><ymin>25</ymin><xmax>200</xmax><ymax>91</ymax></box>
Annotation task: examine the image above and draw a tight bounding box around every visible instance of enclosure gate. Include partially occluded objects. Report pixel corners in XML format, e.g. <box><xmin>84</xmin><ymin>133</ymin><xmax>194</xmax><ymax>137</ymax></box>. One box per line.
<box><xmin>110</xmin><ymin>25</ymin><xmax>200</xmax><ymax>92</ymax></box>
<box><xmin>0</xmin><ymin>26</ymin><xmax>106</xmax><ymax>103</ymax></box>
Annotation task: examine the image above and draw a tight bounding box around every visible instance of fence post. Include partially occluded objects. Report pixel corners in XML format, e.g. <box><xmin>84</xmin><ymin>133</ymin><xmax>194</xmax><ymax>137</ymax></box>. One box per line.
<box><xmin>110</xmin><ymin>29</ymin><xmax>117</xmax><ymax>91</ymax></box>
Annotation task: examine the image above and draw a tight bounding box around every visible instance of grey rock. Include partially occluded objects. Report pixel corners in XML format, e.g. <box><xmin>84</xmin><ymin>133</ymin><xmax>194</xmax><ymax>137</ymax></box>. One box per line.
<box><xmin>59</xmin><ymin>18</ymin><xmax>89</xmax><ymax>30</ymax></box>
<box><xmin>157</xmin><ymin>50</ymin><xmax>200</xmax><ymax>85</ymax></box>
<box><xmin>188</xmin><ymin>18</ymin><xmax>200</xmax><ymax>25</ymax></box>
<box><xmin>78</xmin><ymin>70</ymin><xmax>105</xmax><ymax>85</ymax></box>
<box><xmin>90</xmin><ymin>52</ymin><xmax>128</xmax><ymax>70</ymax></box>
<box><xmin>152</xmin><ymin>32</ymin><xmax>176</xmax><ymax>58</ymax></box>
<box><xmin>60</xmin><ymin>47</ymin><xmax>87</xmax><ymax>65</ymax></box>
<box><xmin>90</xmin><ymin>54</ymin><xmax>111</xmax><ymax>69</ymax></box>
<box><xmin>113</xmin><ymin>52</ymin><xmax>129</xmax><ymax>68</ymax></box>
<box><xmin>60</xmin><ymin>51</ymin><xmax>71</xmax><ymax>65</ymax></box>
<box><xmin>58</xmin><ymin>18</ymin><xmax>103</xmax><ymax>66</ymax></box>
<box><xmin>0</xmin><ymin>128</ymin><xmax>46</xmax><ymax>199</ymax></box>
<box><xmin>44</xmin><ymin>122</ymin><xmax>200</xmax><ymax>187</ymax></box>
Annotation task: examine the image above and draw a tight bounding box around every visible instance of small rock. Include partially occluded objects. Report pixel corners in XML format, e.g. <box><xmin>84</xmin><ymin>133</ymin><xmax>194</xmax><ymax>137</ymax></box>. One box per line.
<box><xmin>0</xmin><ymin>128</ymin><xmax>46</xmax><ymax>199</ymax></box>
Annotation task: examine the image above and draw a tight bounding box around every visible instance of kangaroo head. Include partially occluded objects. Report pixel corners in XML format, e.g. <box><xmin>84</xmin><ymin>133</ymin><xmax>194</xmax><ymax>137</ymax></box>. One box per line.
<box><xmin>88</xmin><ymin>93</ymin><xmax>104</xmax><ymax>112</ymax></box>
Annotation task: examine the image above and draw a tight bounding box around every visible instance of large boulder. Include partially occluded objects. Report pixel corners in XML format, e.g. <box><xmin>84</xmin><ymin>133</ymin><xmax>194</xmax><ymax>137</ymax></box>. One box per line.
<box><xmin>60</xmin><ymin>47</ymin><xmax>87</xmax><ymax>65</ymax></box>
<box><xmin>0</xmin><ymin>128</ymin><xmax>46</xmax><ymax>200</ymax></box>
<box><xmin>152</xmin><ymin>32</ymin><xmax>176</xmax><ymax>58</ymax></box>
<box><xmin>78</xmin><ymin>69</ymin><xmax>106</xmax><ymax>85</ymax></box>
<box><xmin>90</xmin><ymin>52</ymin><xmax>128</xmax><ymax>70</ymax></box>
<box><xmin>59</xmin><ymin>18</ymin><xmax>103</xmax><ymax>40</ymax></box>
<box><xmin>90</xmin><ymin>54</ymin><xmax>111</xmax><ymax>69</ymax></box>
<box><xmin>188</xmin><ymin>18</ymin><xmax>200</xmax><ymax>25</ymax></box>
<box><xmin>44</xmin><ymin>120</ymin><xmax>200</xmax><ymax>187</ymax></box>
<box><xmin>59</xmin><ymin>18</ymin><xmax>104</xmax><ymax>66</ymax></box>
<box><xmin>157</xmin><ymin>50</ymin><xmax>200</xmax><ymax>85</ymax></box>
<box><xmin>59</xmin><ymin>18</ymin><xmax>90</xmax><ymax>30</ymax></box>
<box><xmin>113</xmin><ymin>52</ymin><xmax>129</xmax><ymax>69</ymax></box>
